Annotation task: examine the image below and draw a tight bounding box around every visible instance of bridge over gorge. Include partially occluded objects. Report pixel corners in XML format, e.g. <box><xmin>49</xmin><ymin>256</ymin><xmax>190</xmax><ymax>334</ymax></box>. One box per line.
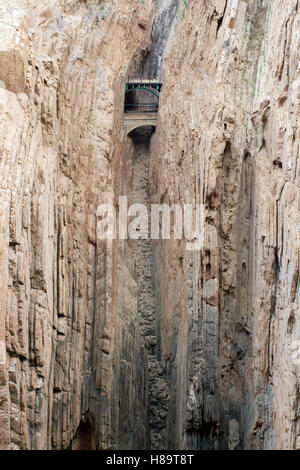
<box><xmin>124</xmin><ymin>79</ymin><xmax>162</xmax><ymax>135</ymax></box>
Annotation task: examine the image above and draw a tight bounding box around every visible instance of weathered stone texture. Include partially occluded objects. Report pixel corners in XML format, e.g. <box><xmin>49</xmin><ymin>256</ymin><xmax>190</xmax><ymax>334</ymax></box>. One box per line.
<box><xmin>150</xmin><ymin>0</ymin><xmax>299</xmax><ymax>450</ymax></box>
<box><xmin>0</xmin><ymin>0</ymin><xmax>299</xmax><ymax>451</ymax></box>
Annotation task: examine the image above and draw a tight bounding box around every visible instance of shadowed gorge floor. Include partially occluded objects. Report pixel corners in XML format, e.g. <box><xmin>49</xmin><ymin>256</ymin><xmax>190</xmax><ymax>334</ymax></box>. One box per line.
<box><xmin>129</xmin><ymin>128</ymin><xmax>169</xmax><ymax>449</ymax></box>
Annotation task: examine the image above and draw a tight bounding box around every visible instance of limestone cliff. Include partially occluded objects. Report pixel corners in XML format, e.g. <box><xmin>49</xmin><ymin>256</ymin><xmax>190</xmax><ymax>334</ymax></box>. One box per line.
<box><xmin>0</xmin><ymin>0</ymin><xmax>154</xmax><ymax>449</ymax></box>
<box><xmin>0</xmin><ymin>0</ymin><xmax>299</xmax><ymax>450</ymax></box>
<box><xmin>150</xmin><ymin>0</ymin><xmax>300</xmax><ymax>449</ymax></box>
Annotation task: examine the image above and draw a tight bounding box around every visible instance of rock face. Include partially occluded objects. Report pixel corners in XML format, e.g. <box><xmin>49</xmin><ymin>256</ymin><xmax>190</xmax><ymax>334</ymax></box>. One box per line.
<box><xmin>150</xmin><ymin>0</ymin><xmax>300</xmax><ymax>450</ymax></box>
<box><xmin>144</xmin><ymin>0</ymin><xmax>180</xmax><ymax>78</ymax></box>
<box><xmin>0</xmin><ymin>0</ymin><xmax>299</xmax><ymax>450</ymax></box>
<box><xmin>0</xmin><ymin>0</ymin><xmax>154</xmax><ymax>450</ymax></box>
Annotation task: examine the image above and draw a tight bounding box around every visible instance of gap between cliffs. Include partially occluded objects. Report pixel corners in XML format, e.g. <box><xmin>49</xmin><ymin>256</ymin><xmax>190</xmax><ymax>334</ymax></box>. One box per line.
<box><xmin>129</xmin><ymin>128</ymin><xmax>169</xmax><ymax>450</ymax></box>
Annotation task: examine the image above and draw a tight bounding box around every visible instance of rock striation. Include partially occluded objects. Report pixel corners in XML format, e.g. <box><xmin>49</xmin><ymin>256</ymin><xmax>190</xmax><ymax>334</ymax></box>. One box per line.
<box><xmin>0</xmin><ymin>0</ymin><xmax>299</xmax><ymax>450</ymax></box>
<box><xmin>150</xmin><ymin>0</ymin><xmax>300</xmax><ymax>450</ymax></box>
<box><xmin>0</xmin><ymin>0</ymin><xmax>154</xmax><ymax>450</ymax></box>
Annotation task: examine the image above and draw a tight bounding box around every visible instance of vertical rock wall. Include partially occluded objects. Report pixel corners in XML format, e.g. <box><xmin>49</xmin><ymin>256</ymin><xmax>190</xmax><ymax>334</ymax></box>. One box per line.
<box><xmin>150</xmin><ymin>0</ymin><xmax>299</xmax><ymax>450</ymax></box>
<box><xmin>0</xmin><ymin>0</ymin><xmax>299</xmax><ymax>451</ymax></box>
<box><xmin>0</xmin><ymin>0</ymin><xmax>154</xmax><ymax>449</ymax></box>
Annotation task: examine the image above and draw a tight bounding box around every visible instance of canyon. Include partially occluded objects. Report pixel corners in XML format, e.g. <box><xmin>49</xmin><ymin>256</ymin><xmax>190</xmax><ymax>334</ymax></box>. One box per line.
<box><xmin>0</xmin><ymin>0</ymin><xmax>299</xmax><ymax>450</ymax></box>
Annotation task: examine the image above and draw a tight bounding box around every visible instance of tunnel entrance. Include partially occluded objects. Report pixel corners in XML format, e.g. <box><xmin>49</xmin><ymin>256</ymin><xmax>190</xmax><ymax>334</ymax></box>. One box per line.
<box><xmin>128</xmin><ymin>125</ymin><xmax>155</xmax><ymax>142</ymax></box>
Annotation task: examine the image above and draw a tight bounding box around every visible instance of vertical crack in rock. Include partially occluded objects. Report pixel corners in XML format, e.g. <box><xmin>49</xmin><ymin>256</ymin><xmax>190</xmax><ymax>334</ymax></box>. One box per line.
<box><xmin>144</xmin><ymin>0</ymin><xmax>180</xmax><ymax>78</ymax></box>
<box><xmin>130</xmin><ymin>129</ymin><xmax>169</xmax><ymax>450</ymax></box>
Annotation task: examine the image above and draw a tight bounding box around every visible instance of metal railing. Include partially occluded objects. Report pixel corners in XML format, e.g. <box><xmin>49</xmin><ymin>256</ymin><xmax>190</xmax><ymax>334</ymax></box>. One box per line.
<box><xmin>124</xmin><ymin>104</ymin><xmax>158</xmax><ymax>113</ymax></box>
<box><xmin>124</xmin><ymin>81</ymin><xmax>162</xmax><ymax>114</ymax></box>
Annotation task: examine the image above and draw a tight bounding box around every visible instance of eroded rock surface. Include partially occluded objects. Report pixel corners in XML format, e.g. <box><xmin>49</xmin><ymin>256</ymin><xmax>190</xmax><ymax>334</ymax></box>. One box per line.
<box><xmin>0</xmin><ymin>0</ymin><xmax>154</xmax><ymax>450</ymax></box>
<box><xmin>0</xmin><ymin>0</ymin><xmax>299</xmax><ymax>450</ymax></box>
<box><xmin>150</xmin><ymin>0</ymin><xmax>300</xmax><ymax>450</ymax></box>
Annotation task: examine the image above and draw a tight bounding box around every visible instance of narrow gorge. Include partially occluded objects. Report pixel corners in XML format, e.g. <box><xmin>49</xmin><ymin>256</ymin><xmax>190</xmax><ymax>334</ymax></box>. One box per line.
<box><xmin>0</xmin><ymin>0</ymin><xmax>299</xmax><ymax>452</ymax></box>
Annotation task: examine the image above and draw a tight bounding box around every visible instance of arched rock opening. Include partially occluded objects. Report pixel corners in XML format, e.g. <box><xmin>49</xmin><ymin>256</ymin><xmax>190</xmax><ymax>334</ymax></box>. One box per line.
<box><xmin>71</xmin><ymin>413</ymin><xmax>96</xmax><ymax>450</ymax></box>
